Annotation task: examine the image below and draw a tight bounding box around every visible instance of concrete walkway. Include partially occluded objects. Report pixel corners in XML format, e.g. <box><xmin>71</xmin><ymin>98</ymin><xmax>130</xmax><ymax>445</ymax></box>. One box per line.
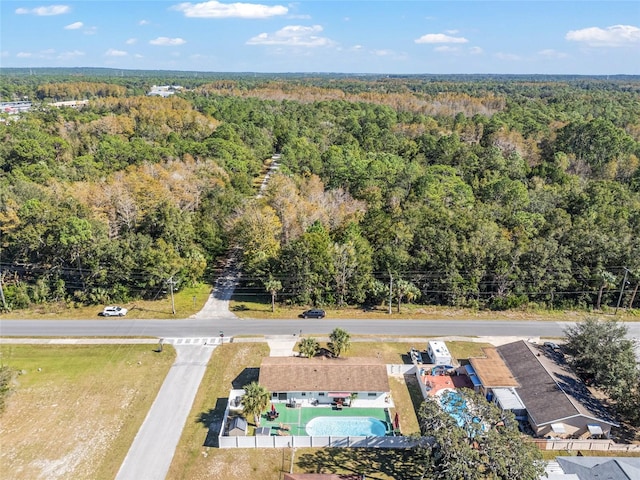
<box><xmin>116</xmin><ymin>343</ymin><xmax>216</xmax><ymax>480</ymax></box>
<box><xmin>266</xmin><ymin>335</ymin><xmax>298</xmax><ymax>356</ymax></box>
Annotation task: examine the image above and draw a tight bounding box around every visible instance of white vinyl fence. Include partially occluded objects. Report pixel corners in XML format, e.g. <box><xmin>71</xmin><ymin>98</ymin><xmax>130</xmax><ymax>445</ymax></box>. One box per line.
<box><xmin>219</xmin><ymin>434</ymin><xmax>418</xmax><ymax>449</ymax></box>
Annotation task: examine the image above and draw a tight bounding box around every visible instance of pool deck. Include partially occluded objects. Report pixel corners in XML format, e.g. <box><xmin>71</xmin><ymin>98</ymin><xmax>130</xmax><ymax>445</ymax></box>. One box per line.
<box><xmin>420</xmin><ymin>372</ymin><xmax>474</xmax><ymax>396</ymax></box>
<box><xmin>256</xmin><ymin>405</ymin><xmax>392</xmax><ymax>437</ymax></box>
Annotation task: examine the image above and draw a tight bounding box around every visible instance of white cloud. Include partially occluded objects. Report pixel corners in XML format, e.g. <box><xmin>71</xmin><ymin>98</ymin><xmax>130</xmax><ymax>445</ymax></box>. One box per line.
<box><xmin>149</xmin><ymin>37</ymin><xmax>187</xmax><ymax>46</ymax></box>
<box><xmin>566</xmin><ymin>24</ymin><xmax>640</xmax><ymax>47</ymax></box>
<box><xmin>17</xmin><ymin>52</ymin><xmax>33</xmax><ymax>58</ymax></box>
<box><xmin>83</xmin><ymin>26</ymin><xmax>97</xmax><ymax>35</ymax></box>
<box><xmin>372</xmin><ymin>49</ymin><xmax>395</xmax><ymax>57</ymax></box>
<box><xmin>58</xmin><ymin>50</ymin><xmax>84</xmax><ymax>59</ymax></box>
<box><xmin>0</xmin><ymin>51</ymin><xmax>9</xmax><ymax>58</ymax></box>
<box><xmin>444</xmin><ymin>29</ymin><xmax>459</xmax><ymax>35</ymax></box>
<box><xmin>415</xmin><ymin>33</ymin><xmax>468</xmax><ymax>44</ymax></box>
<box><xmin>247</xmin><ymin>25</ymin><xmax>334</xmax><ymax>47</ymax></box>
<box><xmin>15</xmin><ymin>5</ymin><xmax>70</xmax><ymax>15</ymax></box>
<box><xmin>495</xmin><ymin>52</ymin><xmax>521</xmax><ymax>61</ymax></box>
<box><xmin>172</xmin><ymin>1</ymin><xmax>287</xmax><ymax>18</ymax></box>
<box><xmin>105</xmin><ymin>48</ymin><xmax>128</xmax><ymax>57</ymax></box>
<box><xmin>434</xmin><ymin>45</ymin><xmax>460</xmax><ymax>53</ymax></box>
<box><xmin>126</xmin><ymin>38</ymin><xmax>137</xmax><ymax>45</ymax></box>
<box><xmin>469</xmin><ymin>46</ymin><xmax>483</xmax><ymax>55</ymax></box>
<box><xmin>538</xmin><ymin>48</ymin><xmax>568</xmax><ymax>59</ymax></box>
<box><xmin>64</xmin><ymin>21</ymin><xmax>83</xmax><ymax>30</ymax></box>
<box><xmin>134</xmin><ymin>54</ymin><xmax>143</xmax><ymax>58</ymax></box>
<box><xmin>139</xmin><ymin>19</ymin><xmax>150</xmax><ymax>25</ymax></box>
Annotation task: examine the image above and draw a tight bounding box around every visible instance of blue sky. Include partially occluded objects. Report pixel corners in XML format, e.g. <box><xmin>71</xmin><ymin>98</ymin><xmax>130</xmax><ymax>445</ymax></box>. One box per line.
<box><xmin>1</xmin><ymin>1</ymin><xmax>639</xmax><ymax>74</ymax></box>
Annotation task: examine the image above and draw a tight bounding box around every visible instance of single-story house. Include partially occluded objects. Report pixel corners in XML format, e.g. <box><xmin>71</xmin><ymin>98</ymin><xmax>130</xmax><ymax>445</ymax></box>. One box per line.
<box><xmin>550</xmin><ymin>456</ymin><xmax>640</xmax><ymax>480</ymax></box>
<box><xmin>497</xmin><ymin>340</ymin><xmax>618</xmax><ymax>439</ymax></box>
<box><xmin>258</xmin><ymin>356</ymin><xmax>391</xmax><ymax>407</ymax></box>
<box><xmin>427</xmin><ymin>340</ymin><xmax>453</xmax><ymax>365</ymax></box>
<box><xmin>468</xmin><ymin>347</ymin><xmax>526</xmax><ymax>417</ymax></box>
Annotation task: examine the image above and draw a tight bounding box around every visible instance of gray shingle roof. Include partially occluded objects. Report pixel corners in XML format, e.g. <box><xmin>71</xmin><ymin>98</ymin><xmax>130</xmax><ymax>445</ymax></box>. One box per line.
<box><xmin>557</xmin><ymin>457</ymin><xmax>640</xmax><ymax>480</ymax></box>
<box><xmin>496</xmin><ymin>341</ymin><xmax>617</xmax><ymax>427</ymax></box>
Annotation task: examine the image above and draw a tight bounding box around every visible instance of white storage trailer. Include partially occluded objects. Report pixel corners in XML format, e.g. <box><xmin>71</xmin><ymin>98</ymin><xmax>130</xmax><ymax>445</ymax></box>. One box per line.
<box><xmin>427</xmin><ymin>340</ymin><xmax>453</xmax><ymax>365</ymax></box>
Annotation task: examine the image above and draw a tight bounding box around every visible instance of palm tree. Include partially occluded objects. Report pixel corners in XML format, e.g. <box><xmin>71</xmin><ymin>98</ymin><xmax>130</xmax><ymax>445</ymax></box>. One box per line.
<box><xmin>242</xmin><ymin>381</ymin><xmax>270</xmax><ymax>426</ymax></box>
<box><xmin>328</xmin><ymin>327</ymin><xmax>351</xmax><ymax>358</ymax></box>
<box><xmin>263</xmin><ymin>277</ymin><xmax>282</xmax><ymax>313</ymax></box>
<box><xmin>298</xmin><ymin>337</ymin><xmax>320</xmax><ymax>358</ymax></box>
<box><xmin>596</xmin><ymin>270</ymin><xmax>617</xmax><ymax>310</ymax></box>
<box><xmin>395</xmin><ymin>279</ymin><xmax>420</xmax><ymax>313</ymax></box>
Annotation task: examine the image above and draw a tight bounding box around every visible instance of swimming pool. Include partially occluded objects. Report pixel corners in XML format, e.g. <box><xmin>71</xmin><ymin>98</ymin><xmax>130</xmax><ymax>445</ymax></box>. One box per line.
<box><xmin>439</xmin><ymin>390</ymin><xmax>482</xmax><ymax>430</ymax></box>
<box><xmin>305</xmin><ymin>416</ymin><xmax>387</xmax><ymax>436</ymax></box>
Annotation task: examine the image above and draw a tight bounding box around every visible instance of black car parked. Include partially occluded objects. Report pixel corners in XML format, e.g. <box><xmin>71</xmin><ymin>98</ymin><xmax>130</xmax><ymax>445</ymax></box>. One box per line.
<box><xmin>301</xmin><ymin>308</ymin><xmax>326</xmax><ymax>319</ymax></box>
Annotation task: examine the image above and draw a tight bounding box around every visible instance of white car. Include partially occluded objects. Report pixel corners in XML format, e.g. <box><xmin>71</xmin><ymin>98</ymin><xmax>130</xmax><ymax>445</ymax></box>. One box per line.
<box><xmin>101</xmin><ymin>306</ymin><xmax>128</xmax><ymax>317</ymax></box>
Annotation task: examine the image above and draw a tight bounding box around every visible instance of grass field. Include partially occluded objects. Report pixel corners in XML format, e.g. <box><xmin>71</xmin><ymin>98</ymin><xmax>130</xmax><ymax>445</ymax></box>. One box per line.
<box><xmin>0</xmin><ymin>283</ymin><xmax>213</xmax><ymax>320</ymax></box>
<box><xmin>0</xmin><ymin>344</ymin><xmax>176</xmax><ymax>480</ymax></box>
<box><xmin>230</xmin><ymin>296</ymin><xmax>640</xmax><ymax>322</ymax></box>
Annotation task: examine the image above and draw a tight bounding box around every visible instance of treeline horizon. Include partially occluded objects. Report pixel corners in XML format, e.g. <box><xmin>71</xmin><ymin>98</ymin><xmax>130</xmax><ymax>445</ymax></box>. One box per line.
<box><xmin>0</xmin><ymin>73</ymin><xmax>638</xmax><ymax>312</ymax></box>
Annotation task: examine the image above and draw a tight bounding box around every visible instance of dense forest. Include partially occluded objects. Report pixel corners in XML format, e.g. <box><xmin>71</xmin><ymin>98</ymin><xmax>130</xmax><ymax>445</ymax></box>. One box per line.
<box><xmin>1</xmin><ymin>70</ymin><xmax>639</xmax><ymax>312</ymax></box>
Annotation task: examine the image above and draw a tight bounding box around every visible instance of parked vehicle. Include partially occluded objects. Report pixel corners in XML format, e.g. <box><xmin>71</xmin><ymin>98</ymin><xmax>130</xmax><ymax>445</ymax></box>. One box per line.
<box><xmin>101</xmin><ymin>306</ymin><xmax>128</xmax><ymax>317</ymax></box>
<box><xmin>301</xmin><ymin>308</ymin><xmax>326</xmax><ymax>319</ymax></box>
<box><xmin>410</xmin><ymin>347</ymin><xmax>424</xmax><ymax>364</ymax></box>
<box><xmin>544</xmin><ymin>341</ymin><xmax>561</xmax><ymax>351</ymax></box>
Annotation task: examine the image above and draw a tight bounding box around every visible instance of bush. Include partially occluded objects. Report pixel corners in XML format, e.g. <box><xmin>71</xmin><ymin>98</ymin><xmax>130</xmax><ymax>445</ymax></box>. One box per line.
<box><xmin>489</xmin><ymin>294</ymin><xmax>528</xmax><ymax>311</ymax></box>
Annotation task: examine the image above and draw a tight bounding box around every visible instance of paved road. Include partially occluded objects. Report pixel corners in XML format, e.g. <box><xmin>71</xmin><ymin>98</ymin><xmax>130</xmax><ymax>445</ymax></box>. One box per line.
<box><xmin>116</xmin><ymin>341</ymin><xmax>216</xmax><ymax>480</ymax></box>
<box><xmin>3</xmin><ymin>316</ymin><xmax>640</xmax><ymax>339</ymax></box>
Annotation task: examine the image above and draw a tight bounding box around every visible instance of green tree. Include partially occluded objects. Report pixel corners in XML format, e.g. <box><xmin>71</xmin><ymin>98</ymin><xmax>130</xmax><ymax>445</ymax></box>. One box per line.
<box><xmin>395</xmin><ymin>278</ymin><xmax>420</xmax><ymax>313</ymax></box>
<box><xmin>298</xmin><ymin>337</ymin><xmax>320</xmax><ymax>358</ymax></box>
<box><xmin>263</xmin><ymin>277</ymin><xmax>282</xmax><ymax>313</ymax></box>
<box><xmin>595</xmin><ymin>270</ymin><xmax>617</xmax><ymax>310</ymax></box>
<box><xmin>328</xmin><ymin>327</ymin><xmax>351</xmax><ymax>358</ymax></box>
<box><xmin>563</xmin><ymin>317</ymin><xmax>638</xmax><ymax>398</ymax></box>
<box><xmin>416</xmin><ymin>389</ymin><xmax>545</xmax><ymax>480</ymax></box>
<box><xmin>241</xmin><ymin>381</ymin><xmax>270</xmax><ymax>427</ymax></box>
<box><xmin>332</xmin><ymin>242</ymin><xmax>358</xmax><ymax>307</ymax></box>
<box><xmin>231</xmin><ymin>203</ymin><xmax>282</xmax><ymax>278</ymax></box>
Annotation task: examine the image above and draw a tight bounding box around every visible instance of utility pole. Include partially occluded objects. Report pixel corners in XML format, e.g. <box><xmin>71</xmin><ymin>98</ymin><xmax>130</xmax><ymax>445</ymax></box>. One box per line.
<box><xmin>388</xmin><ymin>270</ymin><xmax>393</xmax><ymax>315</ymax></box>
<box><xmin>615</xmin><ymin>267</ymin><xmax>629</xmax><ymax>314</ymax></box>
<box><xmin>166</xmin><ymin>276</ymin><xmax>177</xmax><ymax>315</ymax></box>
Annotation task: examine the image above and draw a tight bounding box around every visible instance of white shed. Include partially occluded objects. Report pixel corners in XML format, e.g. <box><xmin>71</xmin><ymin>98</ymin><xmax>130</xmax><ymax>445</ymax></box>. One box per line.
<box><xmin>427</xmin><ymin>341</ymin><xmax>452</xmax><ymax>365</ymax></box>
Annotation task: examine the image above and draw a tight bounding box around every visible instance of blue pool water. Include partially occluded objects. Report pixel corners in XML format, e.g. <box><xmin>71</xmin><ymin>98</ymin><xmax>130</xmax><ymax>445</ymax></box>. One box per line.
<box><xmin>305</xmin><ymin>416</ymin><xmax>387</xmax><ymax>436</ymax></box>
<box><xmin>439</xmin><ymin>390</ymin><xmax>481</xmax><ymax>429</ymax></box>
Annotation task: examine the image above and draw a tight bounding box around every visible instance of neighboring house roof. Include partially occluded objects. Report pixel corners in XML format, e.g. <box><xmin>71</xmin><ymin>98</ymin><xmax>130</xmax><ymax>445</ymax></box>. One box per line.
<box><xmin>283</xmin><ymin>475</ymin><xmax>358</xmax><ymax>480</ymax></box>
<box><xmin>557</xmin><ymin>457</ymin><xmax>640</xmax><ymax>480</ymax></box>
<box><xmin>284</xmin><ymin>474</ymin><xmax>362</xmax><ymax>480</ymax></box>
<box><xmin>469</xmin><ymin>347</ymin><xmax>520</xmax><ymax>388</ymax></box>
<box><xmin>259</xmin><ymin>357</ymin><xmax>390</xmax><ymax>393</ymax></box>
<box><xmin>496</xmin><ymin>341</ymin><xmax>617</xmax><ymax>427</ymax></box>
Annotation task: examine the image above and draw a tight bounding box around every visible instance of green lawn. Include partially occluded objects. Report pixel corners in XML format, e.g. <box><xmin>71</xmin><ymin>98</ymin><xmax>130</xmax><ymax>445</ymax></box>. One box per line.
<box><xmin>0</xmin><ymin>283</ymin><xmax>213</xmax><ymax>320</ymax></box>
